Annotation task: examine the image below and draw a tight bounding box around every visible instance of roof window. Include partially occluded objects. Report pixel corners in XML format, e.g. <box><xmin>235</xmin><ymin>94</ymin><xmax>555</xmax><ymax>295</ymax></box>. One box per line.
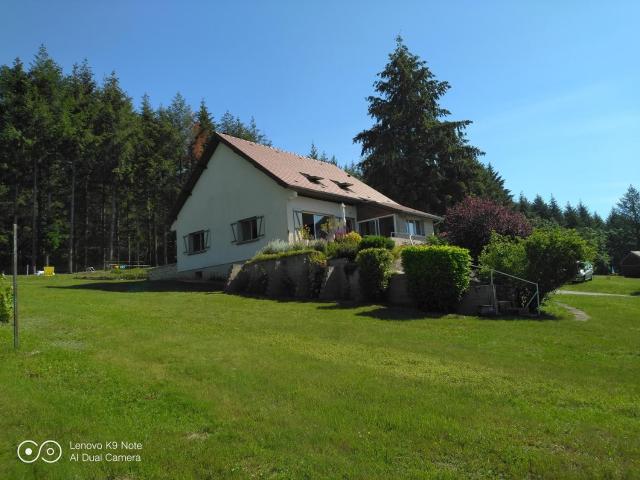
<box><xmin>301</xmin><ymin>173</ymin><xmax>324</xmax><ymax>184</ymax></box>
<box><xmin>332</xmin><ymin>180</ymin><xmax>353</xmax><ymax>190</ymax></box>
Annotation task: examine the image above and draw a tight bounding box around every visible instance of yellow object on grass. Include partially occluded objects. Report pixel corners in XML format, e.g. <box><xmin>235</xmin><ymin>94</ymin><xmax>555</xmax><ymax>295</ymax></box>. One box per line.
<box><xmin>44</xmin><ymin>266</ymin><xmax>55</xmax><ymax>277</ymax></box>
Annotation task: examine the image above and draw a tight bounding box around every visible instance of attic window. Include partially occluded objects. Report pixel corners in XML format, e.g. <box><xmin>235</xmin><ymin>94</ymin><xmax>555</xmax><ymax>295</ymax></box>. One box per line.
<box><xmin>301</xmin><ymin>173</ymin><xmax>323</xmax><ymax>184</ymax></box>
<box><xmin>332</xmin><ymin>180</ymin><xmax>353</xmax><ymax>190</ymax></box>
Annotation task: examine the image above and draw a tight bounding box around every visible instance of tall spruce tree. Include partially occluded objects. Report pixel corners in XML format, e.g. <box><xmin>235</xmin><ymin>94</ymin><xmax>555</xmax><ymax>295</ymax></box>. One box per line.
<box><xmin>548</xmin><ymin>196</ymin><xmax>564</xmax><ymax>225</ymax></box>
<box><xmin>354</xmin><ymin>36</ymin><xmax>487</xmax><ymax>214</ymax></box>
<box><xmin>308</xmin><ymin>142</ymin><xmax>319</xmax><ymax>159</ymax></box>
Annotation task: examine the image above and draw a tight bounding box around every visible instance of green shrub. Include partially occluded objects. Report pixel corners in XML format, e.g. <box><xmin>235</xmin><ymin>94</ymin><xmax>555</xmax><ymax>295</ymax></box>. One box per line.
<box><xmin>480</xmin><ymin>227</ymin><xmax>592</xmax><ymax>303</ymax></box>
<box><xmin>359</xmin><ymin>235</ymin><xmax>394</xmax><ymax>251</ymax></box>
<box><xmin>401</xmin><ymin>245</ymin><xmax>471</xmax><ymax>311</ymax></box>
<box><xmin>327</xmin><ymin>240</ymin><xmax>359</xmax><ymax>261</ymax></box>
<box><xmin>74</xmin><ymin>268</ymin><xmax>149</xmax><ymax>280</ymax></box>
<box><xmin>523</xmin><ymin>227</ymin><xmax>592</xmax><ymax>301</ymax></box>
<box><xmin>0</xmin><ymin>280</ymin><xmax>13</xmax><ymax>323</ymax></box>
<box><xmin>250</xmin><ymin>248</ymin><xmax>318</xmax><ymax>263</ymax></box>
<box><xmin>259</xmin><ymin>240</ymin><xmax>307</xmax><ymax>255</ymax></box>
<box><xmin>338</xmin><ymin>231</ymin><xmax>362</xmax><ymax>243</ymax></box>
<box><xmin>258</xmin><ymin>239</ymin><xmax>326</xmax><ymax>257</ymax></box>
<box><xmin>479</xmin><ymin>233</ymin><xmax>527</xmax><ymax>279</ymax></box>
<box><xmin>307</xmin><ymin>239</ymin><xmax>328</xmax><ymax>254</ymax></box>
<box><xmin>424</xmin><ymin>234</ymin><xmax>448</xmax><ymax>246</ymax></box>
<box><xmin>307</xmin><ymin>250</ymin><xmax>328</xmax><ymax>298</ymax></box>
<box><xmin>356</xmin><ymin>247</ymin><xmax>394</xmax><ymax>301</ymax></box>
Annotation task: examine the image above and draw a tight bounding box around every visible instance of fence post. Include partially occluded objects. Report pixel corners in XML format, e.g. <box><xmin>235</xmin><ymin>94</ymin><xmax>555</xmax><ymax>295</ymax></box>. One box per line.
<box><xmin>13</xmin><ymin>223</ymin><xmax>18</xmax><ymax>350</ymax></box>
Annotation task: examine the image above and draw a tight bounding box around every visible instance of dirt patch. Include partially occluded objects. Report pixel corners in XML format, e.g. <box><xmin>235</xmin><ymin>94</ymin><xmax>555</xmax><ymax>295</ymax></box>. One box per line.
<box><xmin>555</xmin><ymin>302</ymin><xmax>590</xmax><ymax>321</ymax></box>
<box><xmin>186</xmin><ymin>432</ymin><xmax>210</xmax><ymax>441</ymax></box>
<box><xmin>557</xmin><ymin>290</ymin><xmax>632</xmax><ymax>297</ymax></box>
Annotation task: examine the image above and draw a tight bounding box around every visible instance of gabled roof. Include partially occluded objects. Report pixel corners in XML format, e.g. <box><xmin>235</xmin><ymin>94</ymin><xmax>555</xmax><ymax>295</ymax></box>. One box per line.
<box><xmin>170</xmin><ymin>132</ymin><xmax>442</xmax><ymax>221</ymax></box>
<box><xmin>621</xmin><ymin>251</ymin><xmax>640</xmax><ymax>264</ymax></box>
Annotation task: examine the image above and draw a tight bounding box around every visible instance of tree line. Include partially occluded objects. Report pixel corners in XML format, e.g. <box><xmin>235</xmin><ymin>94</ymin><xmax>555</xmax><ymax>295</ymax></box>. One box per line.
<box><xmin>514</xmin><ymin>187</ymin><xmax>640</xmax><ymax>272</ymax></box>
<box><xmin>354</xmin><ymin>36</ymin><xmax>639</xmax><ymax>272</ymax></box>
<box><xmin>0</xmin><ymin>46</ymin><xmax>269</xmax><ymax>273</ymax></box>
<box><xmin>2</xmin><ymin>41</ymin><xmax>638</xmax><ymax>275</ymax></box>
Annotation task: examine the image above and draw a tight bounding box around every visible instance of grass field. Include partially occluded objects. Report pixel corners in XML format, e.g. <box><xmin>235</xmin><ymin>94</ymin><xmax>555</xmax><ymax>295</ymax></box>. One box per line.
<box><xmin>564</xmin><ymin>274</ymin><xmax>640</xmax><ymax>296</ymax></box>
<box><xmin>0</xmin><ymin>276</ymin><xmax>639</xmax><ymax>479</ymax></box>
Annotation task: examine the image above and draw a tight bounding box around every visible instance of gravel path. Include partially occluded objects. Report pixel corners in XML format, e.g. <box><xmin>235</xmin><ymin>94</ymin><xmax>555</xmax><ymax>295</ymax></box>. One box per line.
<box><xmin>555</xmin><ymin>302</ymin><xmax>590</xmax><ymax>321</ymax></box>
<box><xmin>556</xmin><ymin>290</ymin><xmax>633</xmax><ymax>298</ymax></box>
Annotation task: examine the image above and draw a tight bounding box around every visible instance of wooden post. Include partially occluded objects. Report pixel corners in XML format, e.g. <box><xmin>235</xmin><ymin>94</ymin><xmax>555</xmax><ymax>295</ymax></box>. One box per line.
<box><xmin>13</xmin><ymin>223</ymin><xmax>19</xmax><ymax>349</ymax></box>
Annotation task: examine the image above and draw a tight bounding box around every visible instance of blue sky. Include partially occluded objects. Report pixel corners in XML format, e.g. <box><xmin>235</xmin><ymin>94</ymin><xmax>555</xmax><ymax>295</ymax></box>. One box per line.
<box><xmin>2</xmin><ymin>0</ymin><xmax>638</xmax><ymax>216</ymax></box>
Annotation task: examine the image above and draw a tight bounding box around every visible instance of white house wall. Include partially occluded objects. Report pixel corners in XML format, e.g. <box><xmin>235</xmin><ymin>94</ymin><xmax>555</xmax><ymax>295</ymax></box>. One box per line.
<box><xmin>174</xmin><ymin>143</ymin><xmax>290</xmax><ymax>272</ymax></box>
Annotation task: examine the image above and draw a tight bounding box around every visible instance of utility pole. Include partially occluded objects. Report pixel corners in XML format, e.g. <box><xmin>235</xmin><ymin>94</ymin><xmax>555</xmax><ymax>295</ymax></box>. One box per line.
<box><xmin>13</xmin><ymin>222</ymin><xmax>18</xmax><ymax>349</ymax></box>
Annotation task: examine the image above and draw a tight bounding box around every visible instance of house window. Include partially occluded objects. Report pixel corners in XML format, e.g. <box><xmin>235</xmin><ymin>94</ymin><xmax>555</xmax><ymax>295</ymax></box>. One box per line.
<box><xmin>358</xmin><ymin>219</ymin><xmax>378</xmax><ymax>236</ymax></box>
<box><xmin>293</xmin><ymin>211</ymin><xmax>355</xmax><ymax>239</ymax></box>
<box><xmin>300</xmin><ymin>212</ymin><xmax>332</xmax><ymax>239</ymax></box>
<box><xmin>231</xmin><ymin>216</ymin><xmax>264</xmax><ymax>243</ymax></box>
<box><xmin>406</xmin><ymin>220</ymin><xmax>424</xmax><ymax>236</ymax></box>
<box><xmin>183</xmin><ymin>230</ymin><xmax>210</xmax><ymax>255</ymax></box>
<box><xmin>345</xmin><ymin>217</ymin><xmax>356</xmax><ymax>233</ymax></box>
<box><xmin>379</xmin><ymin>216</ymin><xmax>395</xmax><ymax>237</ymax></box>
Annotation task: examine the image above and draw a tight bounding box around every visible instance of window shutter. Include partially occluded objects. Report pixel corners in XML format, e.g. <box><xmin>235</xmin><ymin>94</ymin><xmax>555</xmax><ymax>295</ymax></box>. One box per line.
<box><xmin>230</xmin><ymin>223</ymin><xmax>238</xmax><ymax>243</ymax></box>
<box><xmin>183</xmin><ymin>235</ymin><xmax>189</xmax><ymax>254</ymax></box>
<box><xmin>205</xmin><ymin>229</ymin><xmax>210</xmax><ymax>248</ymax></box>
<box><xmin>258</xmin><ymin>216</ymin><xmax>264</xmax><ymax>237</ymax></box>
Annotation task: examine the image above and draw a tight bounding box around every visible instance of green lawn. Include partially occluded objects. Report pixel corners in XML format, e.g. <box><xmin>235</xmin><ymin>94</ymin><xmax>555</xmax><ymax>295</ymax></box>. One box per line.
<box><xmin>563</xmin><ymin>275</ymin><xmax>640</xmax><ymax>295</ymax></box>
<box><xmin>0</xmin><ymin>276</ymin><xmax>639</xmax><ymax>479</ymax></box>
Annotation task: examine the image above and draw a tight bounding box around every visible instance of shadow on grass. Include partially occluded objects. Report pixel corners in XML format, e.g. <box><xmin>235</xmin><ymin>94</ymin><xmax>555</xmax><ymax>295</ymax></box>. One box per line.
<box><xmin>631</xmin><ymin>291</ymin><xmax>640</xmax><ymax>296</ymax></box>
<box><xmin>318</xmin><ymin>302</ymin><xmax>560</xmax><ymax>322</ymax></box>
<box><xmin>316</xmin><ymin>303</ymin><xmax>444</xmax><ymax>321</ymax></box>
<box><xmin>47</xmin><ymin>280</ymin><xmax>224</xmax><ymax>294</ymax></box>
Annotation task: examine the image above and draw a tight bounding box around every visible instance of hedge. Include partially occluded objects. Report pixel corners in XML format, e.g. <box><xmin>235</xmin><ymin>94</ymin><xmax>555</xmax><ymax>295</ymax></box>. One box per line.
<box><xmin>401</xmin><ymin>245</ymin><xmax>471</xmax><ymax>311</ymax></box>
<box><xmin>249</xmin><ymin>248</ymin><xmax>320</xmax><ymax>263</ymax></box>
<box><xmin>358</xmin><ymin>235</ymin><xmax>395</xmax><ymax>251</ymax></box>
<box><xmin>356</xmin><ymin>247</ymin><xmax>394</xmax><ymax>301</ymax></box>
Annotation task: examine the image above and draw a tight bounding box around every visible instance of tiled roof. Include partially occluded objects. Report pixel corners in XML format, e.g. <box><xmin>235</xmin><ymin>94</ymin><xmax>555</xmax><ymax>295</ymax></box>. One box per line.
<box><xmin>171</xmin><ymin>132</ymin><xmax>442</xmax><ymax>221</ymax></box>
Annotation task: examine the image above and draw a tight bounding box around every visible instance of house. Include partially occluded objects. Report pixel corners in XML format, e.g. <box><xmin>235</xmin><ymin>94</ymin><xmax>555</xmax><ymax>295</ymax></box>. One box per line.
<box><xmin>170</xmin><ymin>132</ymin><xmax>442</xmax><ymax>279</ymax></box>
<box><xmin>620</xmin><ymin>251</ymin><xmax>640</xmax><ymax>277</ymax></box>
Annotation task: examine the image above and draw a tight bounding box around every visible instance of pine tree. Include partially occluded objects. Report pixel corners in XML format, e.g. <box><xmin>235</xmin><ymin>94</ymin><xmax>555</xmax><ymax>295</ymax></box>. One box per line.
<box><xmin>354</xmin><ymin>36</ymin><xmax>484</xmax><ymax>214</ymax></box>
<box><xmin>516</xmin><ymin>193</ymin><xmax>532</xmax><ymax>217</ymax></box>
<box><xmin>564</xmin><ymin>202</ymin><xmax>579</xmax><ymax>228</ymax></box>
<box><xmin>472</xmin><ymin>163</ymin><xmax>512</xmax><ymax>205</ymax></box>
<box><xmin>308</xmin><ymin>142</ymin><xmax>319</xmax><ymax>159</ymax></box>
<box><xmin>218</xmin><ymin>111</ymin><xmax>270</xmax><ymax>145</ymax></box>
<box><xmin>531</xmin><ymin>195</ymin><xmax>550</xmax><ymax>220</ymax></box>
<box><xmin>576</xmin><ymin>201</ymin><xmax>593</xmax><ymax>228</ymax></box>
<box><xmin>548</xmin><ymin>196</ymin><xmax>564</xmax><ymax>225</ymax></box>
<box><xmin>27</xmin><ymin>45</ymin><xmax>66</xmax><ymax>270</ymax></box>
<box><xmin>188</xmin><ymin>99</ymin><xmax>214</xmax><ymax>169</ymax></box>
<box><xmin>61</xmin><ymin>60</ymin><xmax>98</xmax><ymax>272</ymax></box>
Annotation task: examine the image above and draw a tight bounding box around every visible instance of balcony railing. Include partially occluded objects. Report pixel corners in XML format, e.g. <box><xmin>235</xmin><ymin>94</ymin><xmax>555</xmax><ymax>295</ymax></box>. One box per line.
<box><xmin>390</xmin><ymin>232</ymin><xmax>427</xmax><ymax>245</ymax></box>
